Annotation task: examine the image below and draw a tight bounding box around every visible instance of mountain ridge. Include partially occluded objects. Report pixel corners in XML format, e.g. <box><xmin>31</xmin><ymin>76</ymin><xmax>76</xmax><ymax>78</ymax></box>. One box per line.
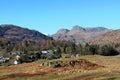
<box><xmin>52</xmin><ymin>25</ymin><xmax>109</xmax><ymax>43</ymax></box>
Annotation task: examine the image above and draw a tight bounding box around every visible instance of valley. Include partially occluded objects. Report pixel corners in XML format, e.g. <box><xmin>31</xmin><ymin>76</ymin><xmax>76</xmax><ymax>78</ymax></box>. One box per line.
<box><xmin>0</xmin><ymin>24</ymin><xmax>120</xmax><ymax>80</ymax></box>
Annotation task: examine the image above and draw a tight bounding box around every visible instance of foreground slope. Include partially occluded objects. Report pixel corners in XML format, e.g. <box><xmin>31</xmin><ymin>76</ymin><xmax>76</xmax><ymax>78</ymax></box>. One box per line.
<box><xmin>0</xmin><ymin>55</ymin><xmax>120</xmax><ymax>80</ymax></box>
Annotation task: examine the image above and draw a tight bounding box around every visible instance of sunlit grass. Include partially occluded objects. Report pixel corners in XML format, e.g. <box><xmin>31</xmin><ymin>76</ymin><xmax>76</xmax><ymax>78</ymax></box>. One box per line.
<box><xmin>1</xmin><ymin>55</ymin><xmax>120</xmax><ymax>80</ymax></box>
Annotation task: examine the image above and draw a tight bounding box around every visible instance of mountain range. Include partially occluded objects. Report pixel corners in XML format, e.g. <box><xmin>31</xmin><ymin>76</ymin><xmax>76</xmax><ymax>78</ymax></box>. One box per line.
<box><xmin>0</xmin><ymin>24</ymin><xmax>51</xmax><ymax>42</ymax></box>
<box><xmin>0</xmin><ymin>24</ymin><xmax>120</xmax><ymax>44</ymax></box>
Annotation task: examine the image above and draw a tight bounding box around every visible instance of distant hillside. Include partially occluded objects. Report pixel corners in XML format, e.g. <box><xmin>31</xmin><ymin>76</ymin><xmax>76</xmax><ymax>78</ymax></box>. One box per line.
<box><xmin>0</xmin><ymin>24</ymin><xmax>51</xmax><ymax>42</ymax></box>
<box><xmin>87</xmin><ymin>29</ymin><xmax>120</xmax><ymax>44</ymax></box>
<box><xmin>52</xmin><ymin>25</ymin><xmax>108</xmax><ymax>43</ymax></box>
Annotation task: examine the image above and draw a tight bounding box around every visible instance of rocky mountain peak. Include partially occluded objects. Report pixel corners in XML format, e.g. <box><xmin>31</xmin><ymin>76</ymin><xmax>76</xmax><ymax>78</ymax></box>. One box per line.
<box><xmin>57</xmin><ymin>29</ymin><xmax>70</xmax><ymax>34</ymax></box>
<box><xmin>72</xmin><ymin>25</ymin><xmax>85</xmax><ymax>31</ymax></box>
<box><xmin>69</xmin><ymin>25</ymin><xmax>86</xmax><ymax>35</ymax></box>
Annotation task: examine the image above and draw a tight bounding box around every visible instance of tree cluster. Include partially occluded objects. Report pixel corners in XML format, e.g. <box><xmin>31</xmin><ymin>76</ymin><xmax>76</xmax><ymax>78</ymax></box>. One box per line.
<box><xmin>0</xmin><ymin>39</ymin><xmax>119</xmax><ymax>59</ymax></box>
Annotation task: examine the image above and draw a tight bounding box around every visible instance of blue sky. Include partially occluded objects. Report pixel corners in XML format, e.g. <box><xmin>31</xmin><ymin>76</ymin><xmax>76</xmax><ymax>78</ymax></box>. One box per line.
<box><xmin>0</xmin><ymin>0</ymin><xmax>120</xmax><ymax>34</ymax></box>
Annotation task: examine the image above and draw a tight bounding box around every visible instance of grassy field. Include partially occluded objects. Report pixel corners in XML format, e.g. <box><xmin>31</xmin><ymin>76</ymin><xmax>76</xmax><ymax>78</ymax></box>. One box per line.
<box><xmin>0</xmin><ymin>55</ymin><xmax>120</xmax><ymax>80</ymax></box>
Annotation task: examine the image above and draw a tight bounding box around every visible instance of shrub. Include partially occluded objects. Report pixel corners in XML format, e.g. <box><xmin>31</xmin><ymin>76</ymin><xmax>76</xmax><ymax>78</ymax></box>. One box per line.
<box><xmin>100</xmin><ymin>45</ymin><xmax>119</xmax><ymax>56</ymax></box>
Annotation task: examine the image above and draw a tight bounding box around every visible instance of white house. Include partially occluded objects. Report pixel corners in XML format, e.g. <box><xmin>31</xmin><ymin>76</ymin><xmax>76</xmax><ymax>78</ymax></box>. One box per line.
<box><xmin>14</xmin><ymin>55</ymin><xmax>21</xmax><ymax>65</ymax></box>
<box><xmin>41</xmin><ymin>51</ymin><xmax>48</xmax><ymax>54</ymax></box>
<box><xmin>14</xmin><ymin>60</ymin><xmax>21</xmax><ymax>65</ymax></box>
<box><xmin>14</xmin><ymin>60</ymin><xmax>18</xmax><ymax>64</ymax></box>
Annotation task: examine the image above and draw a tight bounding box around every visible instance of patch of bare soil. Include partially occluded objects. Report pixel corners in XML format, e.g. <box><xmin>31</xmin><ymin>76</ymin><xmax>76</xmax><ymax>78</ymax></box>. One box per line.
<box><xmin>64</xmin><ymin>72</ymin><xmax>112</xmax><ymax>80</ymax></box>
<box><xmin>0</xmin><ymin>72</ymin><xmax>47</xmax><ymax>80</ymax></box>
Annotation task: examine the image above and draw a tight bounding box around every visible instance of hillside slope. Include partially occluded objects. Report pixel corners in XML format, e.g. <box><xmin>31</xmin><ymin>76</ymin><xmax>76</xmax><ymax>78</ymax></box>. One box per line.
<box><xmin>0</xmin><ymin>24</ymin><xmax>51</xmax><ymax>42</ymax></box>
<box><xmin>87</xmin><ymin>29</ymin><xmax>120</xmax><ymax>44</ymax></box>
